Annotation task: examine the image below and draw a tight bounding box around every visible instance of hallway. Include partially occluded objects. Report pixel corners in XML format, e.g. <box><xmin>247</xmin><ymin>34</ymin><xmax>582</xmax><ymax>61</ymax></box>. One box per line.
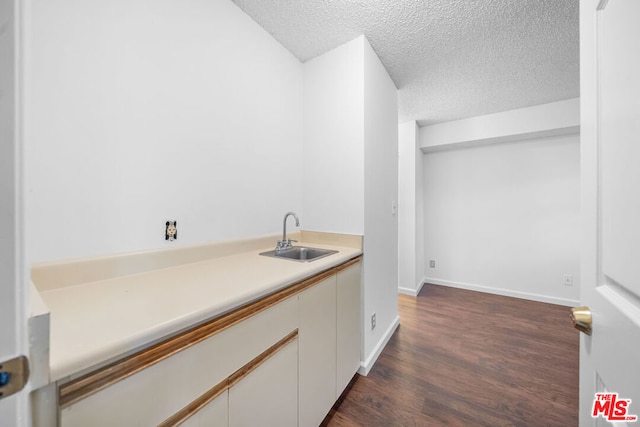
<box><xmin>325</xmin><ymin>284</ymin><xmax>579</xmax><ymax>426</ymax></box>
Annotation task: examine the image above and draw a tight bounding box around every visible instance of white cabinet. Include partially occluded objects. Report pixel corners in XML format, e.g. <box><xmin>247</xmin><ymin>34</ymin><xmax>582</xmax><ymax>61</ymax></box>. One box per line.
<box><xmin>58</xmin><ymin>257</ymin><xmax>361</xmax><ymax>427</ymax></box>
<box><xmin>229</xmin><ymin>338</ymin><xmax>298</xmax><ymax>427</ymax></box>
<box><xmin>298</xmin><ymin>259</ymin><xmax>362</xmax><ymax>426</ymax></box>
<box><xmin>298</xmin><ymin>276</ymin><xmax>337</xmax><ymax>427</ymax></box>
<box><xmin>180</xmin><ymin>391</ymin><xmax>228</xmax><ymax>427</ymax></box>
<box><xmin>60</xmin><ymin>297</ymin><xmax>297</xmax><ymax>427</ymax></box>
<box><xmin>336</xmin><ymin>261</ymin><xmax>362</xmax><ymax>397</ymax></box>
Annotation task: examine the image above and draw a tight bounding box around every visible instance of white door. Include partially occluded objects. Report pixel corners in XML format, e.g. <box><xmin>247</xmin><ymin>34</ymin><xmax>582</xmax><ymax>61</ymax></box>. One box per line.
<box><xmin>579</xmin><ymin>0</ymin><xmax>640</xmax><ymax>425</ymax></box>
<box><xmin>0</xmin><ymin>0</ymin><xmax>28</xmax><ymax>424</ymax></box>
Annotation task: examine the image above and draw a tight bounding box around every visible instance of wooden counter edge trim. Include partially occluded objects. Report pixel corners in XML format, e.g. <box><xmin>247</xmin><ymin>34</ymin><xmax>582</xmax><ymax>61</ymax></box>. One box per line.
<box><xmin>334</xmin><ymin>256</ymin><xmax>361</xmax><ymax>273</ymax></box>
<box><xmin>59</xmin><ymin>255</ymin><xmax>362</xmax><ymax>409</ymax></box>
<box><xmin>227</xmin><ymin>329</ymin><xmax>298</xmax><ymax>390</ymax></box>
<box><xmin>158</xmin><ymin>329</ymin><xmax>298</xmax><ymax>427</ymax></box>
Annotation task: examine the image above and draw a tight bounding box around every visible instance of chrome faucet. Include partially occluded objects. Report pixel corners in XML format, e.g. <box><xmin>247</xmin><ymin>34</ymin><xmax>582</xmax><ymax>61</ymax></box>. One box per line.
<box><xmin>276</xmin><ymin>211</ymin><xmax>299</xmax><ymax>252</ymax></box>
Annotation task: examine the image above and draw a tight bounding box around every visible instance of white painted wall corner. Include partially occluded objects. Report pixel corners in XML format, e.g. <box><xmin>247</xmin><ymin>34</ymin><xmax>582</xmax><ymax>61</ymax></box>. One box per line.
<box><xmin>398</xmin><ymin>278</ymin><xmax>425</xmax><ymax>297</ymax></box>
<box><xmin>358</xmin><ymin>315</ymin><xmax>400</xmax><ymax>376</ymax></box>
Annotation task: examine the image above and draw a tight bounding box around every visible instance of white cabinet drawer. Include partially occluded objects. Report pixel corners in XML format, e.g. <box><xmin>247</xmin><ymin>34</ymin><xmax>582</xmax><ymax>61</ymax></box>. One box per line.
<box><xmin>228</xmin><ymin>337</ymin><xmax>298</xmax><ymax>427</ymax></box>
<box><xmin>60</xmin><ymin>296</ymin><xmax>297</xmax><ymax>427</ymax></box>
<box><xmin>180</xmin><ymin>390</ymin><xmax>228</xmax><ymax>427</ymax></box>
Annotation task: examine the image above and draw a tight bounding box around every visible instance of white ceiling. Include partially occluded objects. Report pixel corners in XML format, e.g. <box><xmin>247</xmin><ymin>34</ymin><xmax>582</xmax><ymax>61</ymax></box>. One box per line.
<box><xmin>231</xmin><ymin>0</ymin><xmax>579</xmax><ymax>126</ymax></box>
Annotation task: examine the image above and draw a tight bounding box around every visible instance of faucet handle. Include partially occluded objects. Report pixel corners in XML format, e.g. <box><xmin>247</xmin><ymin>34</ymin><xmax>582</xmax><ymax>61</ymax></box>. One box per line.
<box><xmin>276</xmin><ymin>239</ymin><xmax>294</xmax><ymax>252</ymax></box>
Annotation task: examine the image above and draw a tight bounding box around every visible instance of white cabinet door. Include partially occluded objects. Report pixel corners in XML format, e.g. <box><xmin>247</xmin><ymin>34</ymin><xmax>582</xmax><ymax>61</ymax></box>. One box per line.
<box><xmin>336</xmin><ymin>261</ymin><xmax>361</xmax><ymax>398</ymax></box>
<box><xmin>0</xmin><ymin>1</ymin><xmax>28</xmax><ymax>419</ymax></box>
<box><xmin>298</xmin><ymin>276</ymin><xmax>337</xmax><ymax>427</ymax></box>
<box><xmin>181</xmin><ymin>390</ymin><xmax>228</xmax><ymax>427</ymax></box>
<box><xmin>228</xmin><ymin>338</ymin><xmax>298</xmax><ymax>427</ymax></box>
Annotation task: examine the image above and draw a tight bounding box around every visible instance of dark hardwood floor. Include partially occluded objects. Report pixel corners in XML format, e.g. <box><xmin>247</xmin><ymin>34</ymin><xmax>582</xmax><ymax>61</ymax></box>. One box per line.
<box><xmin>323</xmin><ymin>284</ymin><xmax>579</xmax><ymax>426</ymax></box>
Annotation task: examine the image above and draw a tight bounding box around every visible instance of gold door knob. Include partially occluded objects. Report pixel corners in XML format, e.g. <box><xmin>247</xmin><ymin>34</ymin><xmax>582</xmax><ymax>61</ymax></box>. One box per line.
<box><xmin>571</xmin><ymin>306</ymin><xmax>592</xmax><ymax>335</ymax></box>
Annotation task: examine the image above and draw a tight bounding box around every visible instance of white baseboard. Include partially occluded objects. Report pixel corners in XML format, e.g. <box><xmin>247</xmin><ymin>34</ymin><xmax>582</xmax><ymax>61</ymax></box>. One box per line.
<box><xmin>423</xmin><ymin>277</ymin><xmax>580</xmax><ymax>307</ymax></box>
<box><xmin>398</xmin><ymin>278</ymin><xmax>426</xmax><ymax>296</ymax></box>
<box><xmin>398</xmin><ymin>286</ymin><xmax>416</xmax><ymax>296</ymax></box>
<box><xmin>358</xmin><ymin>315</ymin><xmax>400</xmax><ymax>376</ymax></box>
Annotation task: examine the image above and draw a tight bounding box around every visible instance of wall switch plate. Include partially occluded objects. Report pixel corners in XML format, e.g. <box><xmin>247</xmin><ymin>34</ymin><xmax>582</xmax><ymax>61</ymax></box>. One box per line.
<box><xmin>430</xmin><ymin>260</ymin><xmax>436</xmax><ymax>268</ymax></box>
<box><xmin>371</xmin><ymin>313</ymin><xmax>376</xmax><ymax>330</ymax></box>
<box><xmin>563</xmin><ymin>275</ymin><xmax>573</xmax><ymax>286</ymax></box>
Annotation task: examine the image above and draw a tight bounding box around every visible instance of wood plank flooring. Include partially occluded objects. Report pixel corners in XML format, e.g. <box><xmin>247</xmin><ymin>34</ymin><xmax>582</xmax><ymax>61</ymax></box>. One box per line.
<box><xmin>323</xmin><ymin>284</ymin><xmax>579</xmax><ymax>426</ymax></box>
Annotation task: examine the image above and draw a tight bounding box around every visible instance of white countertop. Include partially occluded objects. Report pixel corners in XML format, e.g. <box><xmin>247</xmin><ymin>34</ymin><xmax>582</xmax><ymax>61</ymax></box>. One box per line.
<box><xmin>39</xmin><ymin>242</ymin><xmax>361</xmax><ymax>382</ymax></box>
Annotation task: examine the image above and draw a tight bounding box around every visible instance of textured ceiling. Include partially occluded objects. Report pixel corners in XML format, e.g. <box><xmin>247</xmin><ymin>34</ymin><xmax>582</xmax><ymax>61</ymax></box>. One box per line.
<box><xmin>231</xmin><ymin>0</ymin><xmax>579</xmax><ymax>126</ymax></box>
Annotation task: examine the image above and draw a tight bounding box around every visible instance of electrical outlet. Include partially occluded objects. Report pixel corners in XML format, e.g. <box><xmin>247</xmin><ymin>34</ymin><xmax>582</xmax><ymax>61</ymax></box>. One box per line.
<box><xmin>165</xmin><ymin>221</ymin><xmax>177</xmax><ymax>241</ymax></box>
<box><xmin>371</xmin><ymin>313</ymin><xmax>376</xmax><ymax>330</ymax></box>
<box><xmin>563</xmin><ymin>275</ymin><xmax>573</xmax><ymax>286</ymax></box>
<box><xmin>430</xmin><ymin>260</ymin><xmax>436</xmax><ymax>268</ymax></box>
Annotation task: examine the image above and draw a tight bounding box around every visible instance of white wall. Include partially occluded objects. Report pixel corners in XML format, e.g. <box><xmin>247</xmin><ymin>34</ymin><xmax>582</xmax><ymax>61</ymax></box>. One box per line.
<box><xmin>422</xmin><ymin>135</ymin><xmax>580</xmax><ymax>305</ymax></box>
<box><xmin>398</xmin><ymin>122</ymin><xmax>416</xmax><ymax>293</ymax></box>
<box><xmin>398</xmin><ymin>121</ymin><xmax>424</xmax><ymax>295</ymax></box>
<box><xmin>302</xmin><ymin>38</ymin><xmax>364</xmax><ymax>234</ymax></box>
<box><xmin>362</xmin><ymin>39</ymin><xmax>399</xmax><ymax>365</ymax></box>
<box><xmin>420</xmin><ymin>98</ymin><xmax>580</xmax><ymax>151</ymax></box>
<box><xmin>302</xmin><ymin>36</ymin><xmax>398</xmax><ymax>372</ymax></box>
<box><xmin>24</xmin><ymin>0</ymin><xmax>304</xmax><ymax>264</ymax></box>
<box><xmin>415</xmin><ymin>132</ymin><xmax>424</xmax><ymax>291</ymax></box>
<box><xmin>24</xmin><ymin>0</ymin><xmax>399</xmax><ymax>376</ymax></box>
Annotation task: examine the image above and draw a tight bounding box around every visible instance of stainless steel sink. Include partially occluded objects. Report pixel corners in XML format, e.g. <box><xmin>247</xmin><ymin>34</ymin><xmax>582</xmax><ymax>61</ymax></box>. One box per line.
<box><xmin>259</xmin><ymin>246</ymin><xmax>338</xmax><ymax>262</ymax></box>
